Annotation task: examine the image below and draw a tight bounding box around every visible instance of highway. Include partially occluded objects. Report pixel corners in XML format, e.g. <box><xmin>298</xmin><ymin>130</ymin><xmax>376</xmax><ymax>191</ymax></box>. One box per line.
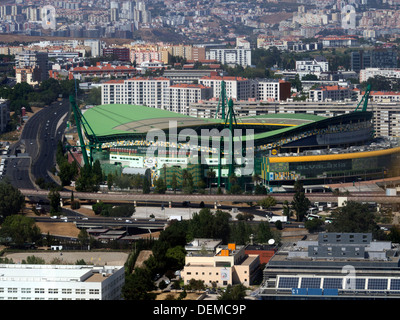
<box><xmin>5</xmin><ymin>99</ymin><xmax>70</xmax><ymax>187</ymax></box>
<box><xmin>33</xmin><ymin>215</ymin><xmax>167</xmax><ymax>230</ymax></box>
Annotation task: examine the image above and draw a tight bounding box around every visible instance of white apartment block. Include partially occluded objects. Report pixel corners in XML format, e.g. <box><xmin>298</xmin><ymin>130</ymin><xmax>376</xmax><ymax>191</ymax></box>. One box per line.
<box><xmin>257</xmin><ymin>79</ymin><xmax>291</xmax><ymax>102</ymax></box>
<box><xmin>0</xmin><ymin>264</ymin><xmax>124</xmax><ymax>300</ymax></box>
<box><xmin>206</xmin><ymin>48</ymin><xmax>252</xmax><ymax>67</ymax></box>
<box><xmin>166</xmin><ymin>83</ymin><xmax>213</xmax><ymax>115</ymax></box>
<box><xmin>360</xmin><ymin>68</ymin><xmax>400</xmax><ymax>83</ymax></box>
<box><xmin>199</xmin><ymin>76</ymin><xmax>251</xmax><ymax>101</ymax></box>
<box><xmin>101</xmin><ymin>77</ymin><xmax>171</xmax><ymax>109</ymax></box>
<box><xmin>101</xmin><ymin>77</ymin><xmax>211</xmax><ymax>114</ymax></box>
<box><xmin>296</xmin><ymin>57</ymin><xmax>329</xmax><ymax>73</ymax></box>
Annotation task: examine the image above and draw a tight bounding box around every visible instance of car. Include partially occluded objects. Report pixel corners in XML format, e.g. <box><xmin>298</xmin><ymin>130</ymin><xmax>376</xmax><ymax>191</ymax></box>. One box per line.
<box><xmin>125</xmin><ymin>220</ymin><xmax>132</xmax><ymax>223</ymax></box>
<box><xmin>82</xmin><ymin>217</ymin><xmax>88</xmax><ymax>220</ymax></box>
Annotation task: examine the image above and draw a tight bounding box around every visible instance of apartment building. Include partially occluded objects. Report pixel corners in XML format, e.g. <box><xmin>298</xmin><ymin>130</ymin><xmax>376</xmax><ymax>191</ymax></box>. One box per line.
<box><xmin>130</xmin><ymin>50</ymin><xmax>161</xmax><ymax>64</ymax></box>
<box><xmin>296</xmin><ymin>56</ymin><xmax>329</xmax><ymax>73</ymax></box>
<box><xmin>166</xmin><ymin>83</ymin><xmax>213</xmax><ymax>115</ymax></box>
<box><xmin>103</xmin><ymin>47</ymin><xmax>130</xmax><ymax>61</ymax></box>
<box><xmin>199</xmin><ymin>76</ymin><xmax>251</xmax><ymax>101</ymax></box>
<box><xmin>101</xmin><ymin>77</ymin><xmax>171</xmax><ymax>109</ymax></box>
<box><xmin>360</xmin><ymin>68</ymin><xmax>400</xmax><ymax>82</ymax></box>
<box><xmin>101</xmin><ymin>77</ymin><xmax>211</xmax><ymax>113</ymax></box>
<box><xmin>15</xmin><ymin>50</ymin><xmax>49</xmax><ymax>84</ymax></box>
<box><xmin>181</xmin><ymin>242</ymin><xmax>260</xmax><ymax>287</ymax></box>
<box><xmin>206</xmin><ymin>48</ymin><xmax>252</xmax><ymax>67</ymax></box>
<box><xmin>309</xmin><ymin>85</ymin><xmax>356</xmax><ymax>102</ymax></box>
<box><xmin>257</xmin><ymin>79</ymin><xmax>291</xmax><ymax>102</ymax></box>
<box><xmin>0</xmin><ymin>264</ymin><xmax>124</xmax><ymax>300</ymax></box>
<box><xmin>69</xmin><ymin>64</ymin><xmax>137</xmax><ymax>81</ymax></box>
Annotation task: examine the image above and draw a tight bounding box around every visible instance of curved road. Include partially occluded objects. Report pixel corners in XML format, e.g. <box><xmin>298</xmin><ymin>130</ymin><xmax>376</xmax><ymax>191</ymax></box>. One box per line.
<box><xmin>6</xmin><ymin>99</ymin><xmax>70</xmax><ymax>188</ymax></box>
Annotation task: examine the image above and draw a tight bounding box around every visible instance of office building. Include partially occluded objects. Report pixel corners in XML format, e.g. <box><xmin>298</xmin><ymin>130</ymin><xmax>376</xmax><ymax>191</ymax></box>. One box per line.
<box><xmin>0</xmin><ymin>264</ymin><xmax>124</xmax><ymax>300</ymax></box>
<box><xmin>351</xmin><ymin>48</ymin><xmax>398</xmax><ymax>72</ymax></box>
<box><xmin>181</xmin><ymin>242</ymin><xmax>260</xmax><ymax>287</ymax></box>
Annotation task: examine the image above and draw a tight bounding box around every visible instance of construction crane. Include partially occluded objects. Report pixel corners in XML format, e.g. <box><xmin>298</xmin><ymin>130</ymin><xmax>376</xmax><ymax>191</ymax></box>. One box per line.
<box><xmin>354</xmin><ymin>84</ymin><xmax>371</xmax><ymax>112</ymax></box>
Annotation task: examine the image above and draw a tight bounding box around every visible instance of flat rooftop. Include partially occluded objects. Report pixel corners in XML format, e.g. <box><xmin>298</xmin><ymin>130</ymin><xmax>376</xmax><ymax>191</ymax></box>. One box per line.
<box><xmin>0</xmin><ymin>264</ymin><xmax>123</xmax><ymax>283</ymax></box>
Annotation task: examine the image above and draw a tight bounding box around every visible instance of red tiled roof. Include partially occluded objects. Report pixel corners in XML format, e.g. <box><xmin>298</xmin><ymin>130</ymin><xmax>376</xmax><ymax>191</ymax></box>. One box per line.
<box><xmin>170</xmin><ymin>83</ymin><xmax>209</xmax><ymax>89</ymax></box>
<box><xmin>200</xmin><ymin>75</ymin><xmax>248</xmax><ymax>81</ymax></box>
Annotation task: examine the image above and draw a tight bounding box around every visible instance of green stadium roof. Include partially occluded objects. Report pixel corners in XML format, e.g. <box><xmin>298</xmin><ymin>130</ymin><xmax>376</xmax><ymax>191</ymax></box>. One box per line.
<box><xmin>83</xmin><ymin>104</ymin><xmax>357</xmax><ymax>144</ymax></box>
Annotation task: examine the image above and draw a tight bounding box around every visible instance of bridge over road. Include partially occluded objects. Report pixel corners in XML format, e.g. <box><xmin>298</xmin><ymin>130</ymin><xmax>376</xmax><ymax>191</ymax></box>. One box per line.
<box><xmin>19</xmin><ymin>189</ymin><xmax>399</xmax><ymax>205</ymax></box>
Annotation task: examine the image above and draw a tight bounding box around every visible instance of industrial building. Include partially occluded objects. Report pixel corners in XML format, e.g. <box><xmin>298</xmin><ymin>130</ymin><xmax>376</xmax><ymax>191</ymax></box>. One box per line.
<box><xmin>259</xmin><ymin>232</ymin><xmax>400</xmax><ymax>299</ymax></box>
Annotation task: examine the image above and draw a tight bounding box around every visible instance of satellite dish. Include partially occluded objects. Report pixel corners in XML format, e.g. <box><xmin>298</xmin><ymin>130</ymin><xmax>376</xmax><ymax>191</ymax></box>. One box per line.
<box><xmin>268</xmin><ymin>239</ymin><xmax>275</xmax><ymax>245</ymax></box>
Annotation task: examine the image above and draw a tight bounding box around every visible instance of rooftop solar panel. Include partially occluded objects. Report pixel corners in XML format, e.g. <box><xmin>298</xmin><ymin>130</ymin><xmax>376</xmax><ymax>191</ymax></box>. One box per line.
<box><xmin>278</xmin><ymin>277</ymin><xmax>299</xmax><ymax>289</ymax></box>
<box><xmin>300</xmin><ymin>277</ymin><xmax>321</xmax><ymax>289</ymax></box>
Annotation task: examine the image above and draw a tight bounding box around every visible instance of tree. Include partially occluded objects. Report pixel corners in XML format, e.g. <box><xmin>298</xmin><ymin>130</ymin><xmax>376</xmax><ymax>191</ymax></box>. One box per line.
<box><xmin>107</xmin><ymin>173</ymin><xmax>114</xmax><ymax>190</ymax></box>
<box><xmin>0</xmin><ymin>182</ymin><xmax>25</xmax><ymax>219</ymax></box>
<box><xmin>219</xmin><ymin>284</ymin><xmax>247</xmax><ymax>300</ymax></box>
<box><xmin>78</xmin><ymin>229</ymin><xmax>90</xmax><ymax>247</ymax></box>
<box><xmin>291</xmin><ymin>181</ymin><xmax>311</xmax><ymax>222</ymax></box>
<box><xmin>75</xmin><ymin>164</ymin><xmax>100</xmax><ymax>192</ymax></box>
<box><xmin>121</xmin><ymin>267</ymin><xmax>156</xmax><ymax>300</ymax></box>
<box><xmin>326</xmin><ymin>201</ymin><xmax>384</xmax><ymax>239</ymax></box>
<box><xmin>207</xmin><ymin>169</ymin><xmax>216</xmax><ymax>194</ymax></box>
<box><xmin>59</xmin><ymin>160</ymin><xmax>78</xmax><ymax>186</ymax></box>
<box><xmin>258</xmin><ymin>196</ymin><xmax>277</xmax><ymax>210</ymax></box>
<box><xmin>142</xmin><ymin>176</ymin><xmax>150</xmax><ymax>194</ymax></box>
<box><xmin>256</xmin><ymin>221</ymin><xmax>274</xmax><ymax>244</ymax></box>
<box><xmin>48</xmin><ymin>189</ymin><xmax>61</xmax><ymax>215</ymax></box>
<box><xmin>282</xmin><ymin>200</ymin><xmax>293</xmax><ymax>219</ymax></box>
<box><xmin>0</xmin><ymin>215</ymin><xmax>41</xmax><ymax>247</ymax></box>
<box><xmin>154</xmin><ymin>176</ymin><xmax>166</xmax><ymax>194</ymax></box>
<box><xmin>304</xmin><ymin>218</ymin><xmax>324</xmax><ymax>233</ymax></box>
<box><xmin>171</xmin><ymin>173</ymin><xmax>178</xmax><ymax>194</ymax></box>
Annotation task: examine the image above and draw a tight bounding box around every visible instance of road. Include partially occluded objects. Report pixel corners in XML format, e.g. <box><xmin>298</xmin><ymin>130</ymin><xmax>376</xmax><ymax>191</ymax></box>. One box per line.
<box><xmin>18</xmin><ymin>188</ymin><xmax>400</xmax><ymax>205</ymax></box>
<box><xmin>5</xmin><ymin>99</ymin><xmax>70</xmax><ymax>188</ymax></box>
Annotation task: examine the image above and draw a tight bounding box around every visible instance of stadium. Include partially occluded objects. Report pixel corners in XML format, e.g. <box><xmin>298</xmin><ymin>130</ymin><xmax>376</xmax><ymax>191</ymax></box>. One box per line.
<box><xmin>75</xmin><ymin>88</ymin><xmax>400</xmax><ymax>192</ymax></box>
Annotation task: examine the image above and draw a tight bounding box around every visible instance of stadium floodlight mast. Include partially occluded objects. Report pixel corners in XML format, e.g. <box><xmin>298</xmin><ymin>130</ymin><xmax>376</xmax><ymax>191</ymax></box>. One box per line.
<box><xmin>69</xmin><ymin>94</ymin><xmax>102</xmax><ymax>167</ymax></box>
